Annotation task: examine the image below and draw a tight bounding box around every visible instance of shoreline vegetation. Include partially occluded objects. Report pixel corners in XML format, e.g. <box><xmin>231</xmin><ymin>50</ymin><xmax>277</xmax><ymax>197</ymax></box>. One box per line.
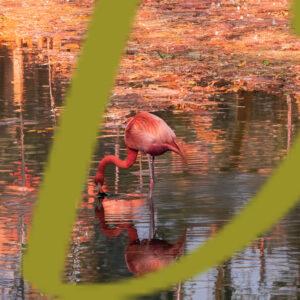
<box><xmin>1</xmin><ymin>0</ymin><xmax>300</xmax><ymax>113</ymax></box>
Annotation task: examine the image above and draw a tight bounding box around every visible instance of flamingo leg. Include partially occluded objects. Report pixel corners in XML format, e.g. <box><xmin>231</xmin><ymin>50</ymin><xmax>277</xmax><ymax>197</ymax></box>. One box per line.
<box><xmin>176</xmin><ymin>282</ymin><xmax>182</xmax><ymax>300</ymax></box>
<box><xmin>139</xmin><ymin>153</ymin><xmax>143</xmax><ymax>190</ymax></box>
<box><xmin>147</xmin><ymin>154</ymin><xmax>155</xmax><ymax>188</ymax></box>
<box><xmin>148</xmin><ymin>181</ymin><xmax>155</xmax><ymax>239</ymax></box>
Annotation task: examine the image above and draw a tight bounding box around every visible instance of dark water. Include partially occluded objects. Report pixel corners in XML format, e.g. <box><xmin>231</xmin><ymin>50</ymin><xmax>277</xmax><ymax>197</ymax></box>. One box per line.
<box><xmin>1</xmin><ymin>44</ymin><xmax>300</xmax><ymax>299</ymax></box>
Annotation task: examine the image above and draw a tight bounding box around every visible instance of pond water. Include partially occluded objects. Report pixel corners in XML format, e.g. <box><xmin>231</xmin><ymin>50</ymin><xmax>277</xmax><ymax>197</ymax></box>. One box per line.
<box><xmin>1</xmin><ymin>44</ymin><xmax>300</xmax><ymax>299</ymax></box>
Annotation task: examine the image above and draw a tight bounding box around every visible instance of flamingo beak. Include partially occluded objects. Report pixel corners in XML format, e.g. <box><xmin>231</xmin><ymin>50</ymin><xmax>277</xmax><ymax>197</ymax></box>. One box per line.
<box><xmin>96</xmin><ymin>183</ymin><xmax>108</xmax><ymax>198</ymax></box>
<box><xmin>95</xmin><ymin>183</ymin><xmax>101</xmax><ymax>193</ymax></box>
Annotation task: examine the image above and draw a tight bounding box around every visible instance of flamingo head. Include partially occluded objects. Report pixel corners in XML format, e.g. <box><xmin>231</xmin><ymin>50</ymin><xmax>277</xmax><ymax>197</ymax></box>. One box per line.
<box><xmin>94</xmin><ymin>172</ymin><xmax>107</xmax><ymax>197</ymax></box>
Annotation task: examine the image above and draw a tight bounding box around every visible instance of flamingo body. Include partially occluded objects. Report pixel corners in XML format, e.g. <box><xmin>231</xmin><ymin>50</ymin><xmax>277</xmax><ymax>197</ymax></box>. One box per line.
<box><xmin>125</xmin><ymin>111</ymin><xmax>179</xmax><ymax>156</ymax></box>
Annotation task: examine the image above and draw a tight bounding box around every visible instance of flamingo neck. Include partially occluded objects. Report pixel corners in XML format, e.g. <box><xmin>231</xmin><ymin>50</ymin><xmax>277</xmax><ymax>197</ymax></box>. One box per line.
<box><xmin>95</xmin><ymin>147</ymin><xmax>138</xmax><ymax>186</ymax></box>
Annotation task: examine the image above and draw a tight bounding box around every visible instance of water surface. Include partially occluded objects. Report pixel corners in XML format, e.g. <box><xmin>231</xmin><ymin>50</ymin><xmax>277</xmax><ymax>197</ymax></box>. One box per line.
<box><xmin>1</xmin><ymin>44</ymin><xmax>300</xmax><ymax>299</ymax></box>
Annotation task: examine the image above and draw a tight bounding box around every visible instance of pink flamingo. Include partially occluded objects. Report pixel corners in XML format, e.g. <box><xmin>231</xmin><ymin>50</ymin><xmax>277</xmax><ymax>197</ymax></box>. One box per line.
<box><xmin>95</xmin><ymin>111</ymin><xmax>186</xmax><ymax>193</ymax></box>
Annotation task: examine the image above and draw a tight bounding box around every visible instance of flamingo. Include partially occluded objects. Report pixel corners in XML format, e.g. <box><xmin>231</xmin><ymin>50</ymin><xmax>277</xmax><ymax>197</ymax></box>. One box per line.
<box><xmin>95</xmin><ymin>111</ymin><xmax>186</xmax><ymax>194</ymax></box>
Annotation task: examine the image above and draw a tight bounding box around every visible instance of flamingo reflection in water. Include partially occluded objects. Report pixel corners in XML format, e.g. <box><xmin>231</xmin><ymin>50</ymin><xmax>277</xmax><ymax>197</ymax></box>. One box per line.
<box><xmin>95</xmin><ymin>188</ymin><xmax>186</xmax><ymax>298</ymax></box>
